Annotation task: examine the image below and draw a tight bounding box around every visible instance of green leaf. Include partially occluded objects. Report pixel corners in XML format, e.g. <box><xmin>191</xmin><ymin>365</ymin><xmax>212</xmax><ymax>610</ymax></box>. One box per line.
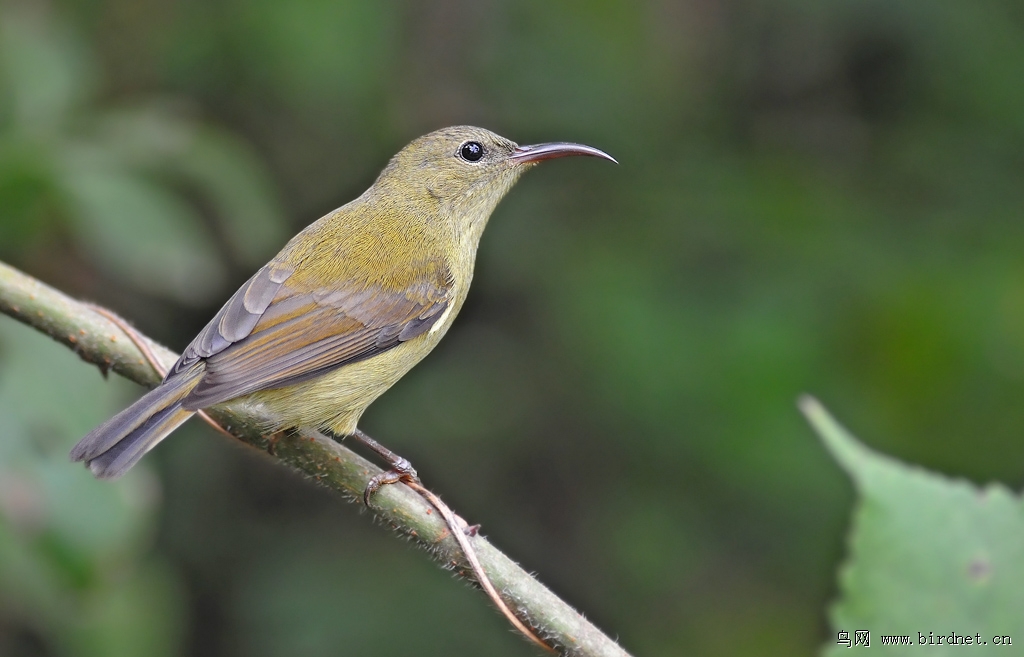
<box><xmin>0</xmin><ymin>318</ymin><xmax>181</xmax><ymax>654</ymax></box>
<box><xmin>801</xmin><ymin>397</ymin><xmax>1024</xmax><ymax>656</ymax></box>
<box><xmin>0</xmin><ymin>139</ymin><xmax>60</xmax><ymax>248</ymax></box>
<box><xmin>58</xmin><ymin>160</ymin><xmax>226</xmax><ymax>304</ymax></box>
<box><xmin>0</xmin><ymin>6</ymin><xmax>94</xmax><ymax>131</ymax></box>
<box><xmin>0</xmin><ymin>320</ymin><xmax>157</xmax><ymax>567</ymax></box>
<box><xmin>65</xmin><ymin>560</ymin><xmax>185</xmax><ymax>657</ymax></box>
<box><xmin>174</xmin><ymin>128</ymin><xmax>287</xmax><ymax>265</ymax></box>
<box><xmin>88</xmin><ymin>107</ymin><xmax>287</xmax><ymax>266</ymax></box>
<box><xmin>0</xmin><ymin>318</ymin><xmax>156</xmax><ymax>603</ymax></box>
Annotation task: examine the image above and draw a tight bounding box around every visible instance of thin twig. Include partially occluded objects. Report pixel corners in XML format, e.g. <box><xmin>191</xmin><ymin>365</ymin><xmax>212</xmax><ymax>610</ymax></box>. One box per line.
<box><xmin>406</xmin><ymin>480</ymin><xmax>555</xmax><ymax>653</ymax></box>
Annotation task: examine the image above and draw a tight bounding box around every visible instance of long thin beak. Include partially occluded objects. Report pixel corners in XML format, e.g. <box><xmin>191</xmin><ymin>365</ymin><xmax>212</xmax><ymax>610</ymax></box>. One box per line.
<box><xmin>510</xmin><ymin>142</ymin><xmax>618</xmax><ymax>165</ymax></box>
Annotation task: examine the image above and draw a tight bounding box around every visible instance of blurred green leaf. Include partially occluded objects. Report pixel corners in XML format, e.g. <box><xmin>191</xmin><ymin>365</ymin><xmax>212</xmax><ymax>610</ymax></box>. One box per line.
<box><xmin>175</xmin><ymin>128</ymin><xmax>287</xmax><ymax>266</ymax></box>
<box><xmin>90</xmin><ymin>107</ymin><xmax>287</xmax><ymax>266</ymax></box>
<box><xmin>802</xmin><ymin>398</ymin><xmax>1024</xmax><ymax>655</ymax></box>
<box><xmin>0</xmin><ymin>139</ymin><xmax>60</xmax><ymax>246</ymax></box>
<box><xmin>0</xmin><ymin>319</ymin><xmax>181</xmax><ymax>657</ymax></box>
<box><xmin>0</xmin><ymin>3</ymin><xmax>286</xmax><ymax>295</ymax></box>
<box><xmin>59</xmin><ymin>164</ymin><xmax>226</xmax><ymax>303</ymax></box>
<box><xmin>0</xmin><ymin>6</ymin><xmax>93</xmax><ymax>131</ymax></box>
<box><xmin>67</xmin><ymin>560</ymin><xmax>184</xmax><ymax>657</ymax></box>
<box><xmin>235</xmin><ymin>0</ymin><xmax>396</xmax><ymax>103</ymax></box>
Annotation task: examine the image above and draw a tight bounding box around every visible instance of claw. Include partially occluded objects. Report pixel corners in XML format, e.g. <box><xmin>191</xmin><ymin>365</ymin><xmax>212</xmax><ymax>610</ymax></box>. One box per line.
<box><xmin>362</xmin><ymin>458</ymin><xmax>419</xmax><ymax>506</ymax></box>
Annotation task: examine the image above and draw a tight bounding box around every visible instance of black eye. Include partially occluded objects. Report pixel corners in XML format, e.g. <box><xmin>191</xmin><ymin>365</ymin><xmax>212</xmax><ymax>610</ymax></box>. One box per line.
<box><xmin>459</xmin><ymin>141</ymin><xmax>484</xmax><ymax>162</ymax></box>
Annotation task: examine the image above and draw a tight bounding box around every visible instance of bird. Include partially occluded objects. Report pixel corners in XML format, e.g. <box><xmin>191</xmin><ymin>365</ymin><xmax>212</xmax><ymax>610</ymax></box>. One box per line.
<box><xmin>70</xmin><ymin>125</ymin><xmax>615</xmax><ymax>492</ymax></box>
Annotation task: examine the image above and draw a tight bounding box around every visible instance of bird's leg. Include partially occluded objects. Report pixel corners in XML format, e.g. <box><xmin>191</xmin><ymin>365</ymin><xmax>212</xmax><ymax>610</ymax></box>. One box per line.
<box><xmin>350</xmin><ymin>428</ymin><xmax>420</xmax><ymax>505</ymax></box>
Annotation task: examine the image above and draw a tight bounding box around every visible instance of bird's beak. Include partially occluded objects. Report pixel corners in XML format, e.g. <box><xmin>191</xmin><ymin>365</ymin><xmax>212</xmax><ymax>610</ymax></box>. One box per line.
<box><xmin>510</xmin><ymin>142</ymin><xmax>618</xmax><ymax>165</ymax></box>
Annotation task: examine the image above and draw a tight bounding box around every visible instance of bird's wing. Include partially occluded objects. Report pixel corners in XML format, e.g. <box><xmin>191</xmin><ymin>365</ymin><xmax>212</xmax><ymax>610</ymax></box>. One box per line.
<box><xmin>171</xmin><ymin>259</ymin><xmax>453</xmax><ymax>409</ymax></box>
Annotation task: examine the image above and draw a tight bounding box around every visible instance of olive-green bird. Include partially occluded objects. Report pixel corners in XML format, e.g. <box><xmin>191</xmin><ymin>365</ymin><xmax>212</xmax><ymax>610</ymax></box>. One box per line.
<box><xmin>70</xmin><ymin>126</ymin><xmax>614</xmax><ymax>484</ymax></box>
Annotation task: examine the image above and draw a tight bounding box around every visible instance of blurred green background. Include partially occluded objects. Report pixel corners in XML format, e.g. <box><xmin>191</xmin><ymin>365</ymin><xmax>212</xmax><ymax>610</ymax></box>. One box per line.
<box><xmin>1</xmin><ymin>0</ymin><xmax>1023</xmax><ymax>655</ymax></box>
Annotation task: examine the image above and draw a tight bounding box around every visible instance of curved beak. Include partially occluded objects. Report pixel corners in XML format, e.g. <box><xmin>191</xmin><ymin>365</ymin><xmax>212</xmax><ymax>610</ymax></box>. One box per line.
<box><xmin>510</xmin><ymin>142</ymin><xmax>618</xmax><ymax>165</ymax></box>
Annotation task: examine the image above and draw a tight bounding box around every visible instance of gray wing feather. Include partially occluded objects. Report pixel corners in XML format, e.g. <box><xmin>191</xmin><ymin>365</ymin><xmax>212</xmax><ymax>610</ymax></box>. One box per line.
<box><xmin>172</xmin><ymin>262</ymin><xmax>294</xmax><ymax>374</ymax></box>
<box><xmin>174</xmin><ymin>259</ymin><xmax>453</xmax><ymax>410</ymax></box>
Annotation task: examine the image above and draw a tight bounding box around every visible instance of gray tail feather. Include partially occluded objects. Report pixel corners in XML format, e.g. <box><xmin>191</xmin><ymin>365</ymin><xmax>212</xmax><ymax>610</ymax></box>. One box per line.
<box><xmin>71</xmin><ymin>367</ymin><xmax>201</xmax><ymax>479</ymax></box>
<box><xmin>84</xmin><ymin>404</ymin><xmax>193</xmax><ymax>478</ymax></box>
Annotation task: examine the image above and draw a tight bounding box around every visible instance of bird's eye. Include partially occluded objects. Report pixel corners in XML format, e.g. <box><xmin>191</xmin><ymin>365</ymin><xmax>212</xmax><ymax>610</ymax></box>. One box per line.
<box><xmin>459</xmin><ymin>141</ymin><xmax>484</xmax><ymax>162</ymax></box>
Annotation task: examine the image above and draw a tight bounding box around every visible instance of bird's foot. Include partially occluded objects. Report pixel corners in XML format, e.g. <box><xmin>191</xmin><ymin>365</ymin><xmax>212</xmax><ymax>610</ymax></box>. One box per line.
<box><xmin>349</xmin><ymin>428</ymin><xmax>422</xmax><ymax>506</ymax></box>
<box><xmin>363</xmin><ymin>456</ymin><xmax>419</xmax><ymax>506</ymax></box>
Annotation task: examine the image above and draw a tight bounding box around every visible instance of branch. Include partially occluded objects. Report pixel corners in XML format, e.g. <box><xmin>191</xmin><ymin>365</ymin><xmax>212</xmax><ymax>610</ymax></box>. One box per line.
<box><xmin>0</xmin><ymin>261</ymin><xmax>632</xmax><ymax>657</ymax></box>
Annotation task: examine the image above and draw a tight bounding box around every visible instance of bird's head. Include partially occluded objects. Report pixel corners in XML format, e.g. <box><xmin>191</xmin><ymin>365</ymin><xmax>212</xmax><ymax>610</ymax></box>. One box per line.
<box><xmin>371</xmin><ymin>126</ymin><xmax>615</xmax><ymax>235</ymax></box>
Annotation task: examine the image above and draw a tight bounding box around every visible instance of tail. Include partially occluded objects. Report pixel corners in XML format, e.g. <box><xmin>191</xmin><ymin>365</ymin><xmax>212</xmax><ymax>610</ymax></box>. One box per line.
<box><xmin>70</xmin><ymin>365</ymin><xmax>204</xmax><ymax>479</ymax></box>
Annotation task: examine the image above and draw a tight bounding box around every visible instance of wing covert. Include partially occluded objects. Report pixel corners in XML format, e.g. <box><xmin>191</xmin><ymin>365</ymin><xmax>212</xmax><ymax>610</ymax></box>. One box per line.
<box><xmin>175</xmin><ymin>258</ymin><xmax>454</xmax><ymax>409</ymax></box>
<box><xmin>172</xmin><ymin>262</ymin><xmax>294</xmax><ymax>374</ymax></box>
